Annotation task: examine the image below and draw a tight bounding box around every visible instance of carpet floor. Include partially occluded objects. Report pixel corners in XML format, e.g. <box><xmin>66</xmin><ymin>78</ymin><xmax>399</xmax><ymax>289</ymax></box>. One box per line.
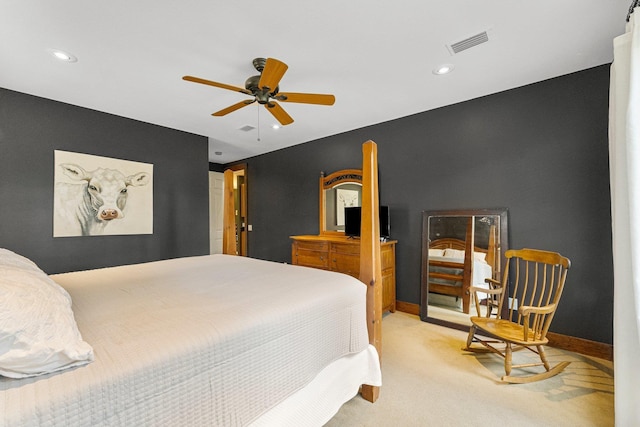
<box><xmin>325</xmin><ymin>311</ymin><xmax>614</xmax><ymax>426</ymax></box>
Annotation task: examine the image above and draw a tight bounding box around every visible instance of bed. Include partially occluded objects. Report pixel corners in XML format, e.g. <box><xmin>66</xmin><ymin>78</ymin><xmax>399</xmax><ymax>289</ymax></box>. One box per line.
<box><xmin>1</xmin><ymin>253</ymin><xmax>380</xmax><ymax>426</ymax></box>
<box><xmin>427</xmin><ymin>225</ymin><xmax>497</xmax><ymax>314</ymax></box>
<box><xmin>1</xmin><ymin>141</ymin><xmax>385</xmax><ymax>426</ymax></box>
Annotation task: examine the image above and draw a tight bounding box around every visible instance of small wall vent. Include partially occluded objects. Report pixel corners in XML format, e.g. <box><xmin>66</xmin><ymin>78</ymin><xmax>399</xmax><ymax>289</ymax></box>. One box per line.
<box><xmin>447</xmin><ymin>31</ymin><xmax>489</xmax><ymax>55</ymax></box>
<box><xmin>238</xmin><ymin>125</ymin><xmax>255</xmax><ymax>132</ymax></box>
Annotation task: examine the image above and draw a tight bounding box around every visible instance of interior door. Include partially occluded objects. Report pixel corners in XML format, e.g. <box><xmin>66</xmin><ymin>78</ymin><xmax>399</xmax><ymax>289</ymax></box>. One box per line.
<box><xmin>222</xmin><ymin>164</ymin><xmax>248</xmax><ymax>256</ymax></box>
<box><xmin>209</xmin><ymin>171</ymin><xmax>224</xmax><ymax>254</ymax></box>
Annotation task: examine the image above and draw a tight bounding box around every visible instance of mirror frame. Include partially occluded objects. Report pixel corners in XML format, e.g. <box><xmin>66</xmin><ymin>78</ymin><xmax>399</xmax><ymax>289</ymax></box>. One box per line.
<box><xmin>419</xmin><ymin>208</ymin><xmax>509</xmax><ymax>331</ymax></box>
<box><xmin>319</xmin><ymin>169</ymin><xmax>363</xmax><ymax>235</ymax></box>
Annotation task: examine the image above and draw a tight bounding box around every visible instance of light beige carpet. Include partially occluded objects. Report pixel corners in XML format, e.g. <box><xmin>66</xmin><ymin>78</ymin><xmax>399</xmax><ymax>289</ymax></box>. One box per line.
<box><xmin>326</xmin><ymin>312</ymin><xmax>614</xmax><ymax>427</ymax></box>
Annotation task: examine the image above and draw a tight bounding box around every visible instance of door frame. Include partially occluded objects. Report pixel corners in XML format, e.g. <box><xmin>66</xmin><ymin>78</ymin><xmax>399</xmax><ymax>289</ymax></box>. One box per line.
<box><xmin>208</xmin><ymin>171</ymin><xmax>224</xmax><ymax>254</ymax></box>
<box><xmin>223</xmin><ymin>163</ymin><xmax>248</xmax><ymax>256</ymax></box>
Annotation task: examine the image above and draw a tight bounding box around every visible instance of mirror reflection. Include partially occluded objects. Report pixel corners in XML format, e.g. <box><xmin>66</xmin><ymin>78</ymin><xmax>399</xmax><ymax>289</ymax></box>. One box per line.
<box><xmin>323</xmin><ymin>182</ymin><xmax>363</xmax><ymax>233</ymax></box>
<box><xmin>420</xmin><ymin>209</ymin><xmax>508</xmax><ymax>329</ymax></box>
<box><xmin>319</xmin><ymin>169</ymin><xmax>363</xmax><ymax>235</ymax></box>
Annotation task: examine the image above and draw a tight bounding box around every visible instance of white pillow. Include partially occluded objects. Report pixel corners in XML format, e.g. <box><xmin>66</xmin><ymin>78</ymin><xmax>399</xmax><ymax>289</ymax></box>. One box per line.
<box><xmin>428</xmin><ymin>248</ymin><xmax>445</xmax><ymax>257</ymax></box>
<box><xmin>474</xmin><ymin>251</ymin><xmax>487</xmax><ymax>263</ymax></box>
<box><xmin>443</xmin><ymin>248</ymin><xmax>466</xmax><ymax>259</ymax></box>
<box><xmin>0</xmin><ymin>248</ymin><xmax>94</xmax><ymax>378</ymax></box>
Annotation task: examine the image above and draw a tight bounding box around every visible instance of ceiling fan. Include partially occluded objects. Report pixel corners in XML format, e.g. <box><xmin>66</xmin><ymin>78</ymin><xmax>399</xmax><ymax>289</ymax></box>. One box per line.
<box><xmin>183</xmin><ymin>58</ymin><xmax>335</xmax><ymax>126</ymax></box>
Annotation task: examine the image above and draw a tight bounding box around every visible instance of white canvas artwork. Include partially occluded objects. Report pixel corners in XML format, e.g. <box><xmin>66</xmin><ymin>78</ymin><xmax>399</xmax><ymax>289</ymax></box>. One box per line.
<box><xmin>53</xmin><ymin>150</ymin><xmax>153</xmax><ymax>237</ymax></box>
<box><xmin>336</xmin><ymin>188</ymin><xmax>359</xmax><ymax>226</ymax></box>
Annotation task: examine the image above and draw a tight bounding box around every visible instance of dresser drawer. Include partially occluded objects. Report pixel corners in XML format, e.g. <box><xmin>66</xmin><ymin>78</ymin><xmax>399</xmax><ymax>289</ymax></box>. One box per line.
<box><xmin>331</xmin><ymin>242</ymin><xmax>360</xmax><ymax>255</ymax></box>
<box><xmin>292</xmin><ymin>239</ymin><xmax>330</xmax><ymax>269</ymax></box>
<box><xmin>296</xmin><ymin>251</ymin><xmax>330</xmax><ymax>269</ymax></box>
<box><xmin>332</xmin><ymin>253</ymin><xmax>360</xmax><ymax>276</ymax></box>
<box><xmin>381</xmin><ymin>245</ymin><xmax>395</xmax><ymax>270</ymax></box>
<box><xmin>295</xmin><ymin>240</ymin><xmax>329</xmax><ymax>252</ymax></box>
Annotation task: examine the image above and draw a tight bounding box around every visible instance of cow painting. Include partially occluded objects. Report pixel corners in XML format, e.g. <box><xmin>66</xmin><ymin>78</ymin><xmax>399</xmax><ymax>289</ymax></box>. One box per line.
<box><xmin>54</xmin><ymin>154</ymin><xmax>152</xmax><ymax>237</ymax></box>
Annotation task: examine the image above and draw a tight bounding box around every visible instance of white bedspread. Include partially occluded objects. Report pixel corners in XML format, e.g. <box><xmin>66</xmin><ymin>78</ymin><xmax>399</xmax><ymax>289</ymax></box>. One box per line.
<box><xmin>0</xmin><ymin>255</ymin><xmax>378</xmax><ymax>426</ymax></box>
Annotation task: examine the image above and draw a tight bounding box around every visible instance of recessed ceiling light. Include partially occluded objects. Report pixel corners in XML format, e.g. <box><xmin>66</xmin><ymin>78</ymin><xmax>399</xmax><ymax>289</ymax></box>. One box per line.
<box><xmin>433</xmin><ymin>64</ymin><xmax>454</xmax><ymax>75</ymax></box>
<box><xmin>272</xmin><ymin>124</ymin><xmax>280</xmax><ymax>130</ymax></box>
<box><xmin>47</xmin><ymin>49</ymin><xmax>78</xmax><ymax>63</ymax></box>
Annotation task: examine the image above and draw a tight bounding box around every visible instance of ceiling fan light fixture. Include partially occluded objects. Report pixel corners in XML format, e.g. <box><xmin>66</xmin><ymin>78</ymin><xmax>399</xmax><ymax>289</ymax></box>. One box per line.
<box><xmin>48</xmin><ymin>48</ymin><xmax>78</xmax><ymax>63</ymax></box>
<box><xmin>433</xmin><ymin>64</ymin><xmax>454</xmax><ymax>75</ymax></box>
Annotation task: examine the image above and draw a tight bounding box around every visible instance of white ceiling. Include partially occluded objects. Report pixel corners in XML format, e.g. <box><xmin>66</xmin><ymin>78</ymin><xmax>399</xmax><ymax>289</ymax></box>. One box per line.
<box><xmin>1</xmin><ymin>1</ymin><xmax>631</xmax><ymax>163</ymax></box>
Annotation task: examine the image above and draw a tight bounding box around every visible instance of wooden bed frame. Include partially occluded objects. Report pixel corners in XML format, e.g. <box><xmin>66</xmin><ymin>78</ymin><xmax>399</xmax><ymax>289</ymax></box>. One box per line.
<box><xmin>222</xmin><ymin>140</ymin><xmax>383</xmax><ymax>403</ymax></box>
<box><xmin>427</xmin><ymin>218</ymin><xmax>496</xmax><ymax>314</ymax></box>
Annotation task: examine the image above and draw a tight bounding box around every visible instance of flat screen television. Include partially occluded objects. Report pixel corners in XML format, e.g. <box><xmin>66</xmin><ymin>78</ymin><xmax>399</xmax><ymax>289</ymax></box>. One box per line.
<box><xmin>344</xmin><ymin>206</ymin><xmax>390</xmax><ymax>239</ymax></box>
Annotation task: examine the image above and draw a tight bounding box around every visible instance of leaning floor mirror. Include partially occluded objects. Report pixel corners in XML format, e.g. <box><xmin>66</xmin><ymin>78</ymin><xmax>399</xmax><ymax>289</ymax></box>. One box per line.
<box><xmin>420</xmin><ymin>209</ymin><xmax>508</xmax><ymax>331</ymax></box>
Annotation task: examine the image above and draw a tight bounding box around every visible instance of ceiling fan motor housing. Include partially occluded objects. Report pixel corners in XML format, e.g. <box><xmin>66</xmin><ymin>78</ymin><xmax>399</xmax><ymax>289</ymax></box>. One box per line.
<box><xmin>252</xmin><ymin>57</ymin><xmax>267</xmax><ymax>72</ymax></box>
<box><xmin>245</xmin><ymin>75</ymin><xmax>279</xmax><ymax>103</ymax></box>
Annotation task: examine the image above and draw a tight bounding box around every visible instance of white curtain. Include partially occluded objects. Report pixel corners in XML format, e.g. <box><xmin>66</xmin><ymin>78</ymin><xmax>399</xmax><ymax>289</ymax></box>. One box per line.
<box><xmin>609</xmin><ymin>7</ymin><xmax>640</xmax><ymax>426</ymax></box>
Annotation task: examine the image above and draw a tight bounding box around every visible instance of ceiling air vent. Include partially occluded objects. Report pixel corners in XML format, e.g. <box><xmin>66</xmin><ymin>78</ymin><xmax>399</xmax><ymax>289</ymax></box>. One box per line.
<box><xmin>447</xmin><ymin>31</ymin><xmax>489</xmax><ymax>55</ymax></box>
<box><xmin>238</xmin><ymin>125</ymin><xmax>255</xmax><ymax>132</ymax></box>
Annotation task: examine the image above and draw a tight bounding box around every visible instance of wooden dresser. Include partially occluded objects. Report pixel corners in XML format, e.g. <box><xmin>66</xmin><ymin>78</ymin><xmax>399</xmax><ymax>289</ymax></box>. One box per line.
<box><xmin>290</xmin><ymin>235</ymin><xmax>397</xmax><ymax>313</ymax></box>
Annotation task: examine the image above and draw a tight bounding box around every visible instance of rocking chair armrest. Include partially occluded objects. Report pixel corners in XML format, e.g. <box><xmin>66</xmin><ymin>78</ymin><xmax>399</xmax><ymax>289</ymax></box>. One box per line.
<box><xmin>519</xmin><ymin>303</ymin><xmax>557</xmax><ymax>316</ymax></box>
<box><xmin>520</xmin><ymin>304</ymin><xmax>557</xmax><ymax>341</ymax></box>
<box><xmin>469</xmin><ymin>286</ymin><xmax>503</xmax><ymax>295</ymax></box>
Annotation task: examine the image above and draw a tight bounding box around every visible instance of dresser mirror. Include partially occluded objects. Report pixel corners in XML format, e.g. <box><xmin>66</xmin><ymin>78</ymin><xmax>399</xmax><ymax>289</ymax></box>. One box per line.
<box><xmin>319</xmin><ymin>169</ymin><xmax>363</xmax><ymax>235</ymax></box>
<box><xmin>420</xmin><ymin>208</ymin><xmax>508</xmax><ymax>331</ymax></box>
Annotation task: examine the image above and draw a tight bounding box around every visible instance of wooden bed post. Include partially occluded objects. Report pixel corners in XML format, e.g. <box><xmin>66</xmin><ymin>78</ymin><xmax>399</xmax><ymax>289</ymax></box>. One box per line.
<box><xmin>359</xmin><ymin>140</ymin><xmax>382</xmax><ymax>403</ymax></box>
<box><xmin>487</xmin><ymin>224</ymin><xmax>498</xmax><ymax>280</ymax></box>
<box><xmin>222</xmin><ymin>168</ymin><xmax>236</xmax><ymax>255</ymax></box>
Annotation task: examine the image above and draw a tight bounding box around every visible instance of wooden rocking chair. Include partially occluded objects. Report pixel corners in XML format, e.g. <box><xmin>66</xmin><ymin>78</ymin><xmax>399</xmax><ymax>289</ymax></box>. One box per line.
<box><xmin>463</xmin><ymin>248</ymin><xmax>571</xmax><ymax>384</ymax></box>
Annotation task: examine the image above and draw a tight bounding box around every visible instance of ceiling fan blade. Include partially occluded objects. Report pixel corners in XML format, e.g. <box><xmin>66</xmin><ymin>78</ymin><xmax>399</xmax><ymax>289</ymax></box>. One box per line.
<box><xmin>212</xmin><ymin>99</ymin><xmax>255</xmax><ymax>117</ymax></box>
<box><xmin>258</xmin><ymin>58</ymin><xmax>288</xmax><ymax>92</ymax></box>
<box><xmin>276</xmin><ymin>92</ymin><xmax>336</xmax><ymax>105</ymax></box>
<box><xmin>183</xmin><ymin>75</ymin><xmax>252</xmax><ymax>95</ymax></box>
<box><xmin>265</xmin><ymin>102</ymin><xmax>294</xmax><ymax>126</ymax></box>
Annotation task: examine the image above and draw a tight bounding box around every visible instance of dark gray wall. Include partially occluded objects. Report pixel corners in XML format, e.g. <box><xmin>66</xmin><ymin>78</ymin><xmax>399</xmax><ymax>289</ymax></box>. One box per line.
<box><xmin>0</xmin><ymin>88</ymin><xmax>209</xmax><ymax>274</ymax></box>
<box><xmin>241</xmin><ymin>65</ymin><xmax>613</xmax><ymax>344</ymax></box>
<box><xmin>209</xmin><ymin>162</ymin><xmax>224</xmax><ymax>172</ymax></box>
